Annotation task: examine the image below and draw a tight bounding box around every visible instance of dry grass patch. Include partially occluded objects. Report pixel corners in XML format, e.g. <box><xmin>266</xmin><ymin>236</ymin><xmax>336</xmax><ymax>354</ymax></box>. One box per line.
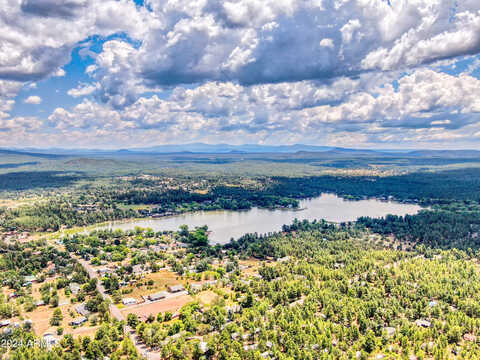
<box><xmin>195</xmin><ymin>291</ymin><xmax>218</xmax><ymax>307</ymax></box>
<box><xmin>23</xmin><ymin>303</ymin><xmax>74</xmax><ymax>336</ymax></box>
<box><xmin>71</xmin><ymin>325</ymin><xmax>100</xmax><ymax>339</ymax></box>
<box><xmin>125</xmin><ymin>271</ymin><xmax>183</xmax><ymax>301</ymax></box>
<box><xmin>239</xmin><ymin>258</ymin><xmax>263</xmax><ymax>275</ymax></box>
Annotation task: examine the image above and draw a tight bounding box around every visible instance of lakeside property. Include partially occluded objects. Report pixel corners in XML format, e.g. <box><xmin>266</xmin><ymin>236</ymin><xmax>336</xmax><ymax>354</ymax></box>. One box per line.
<box><xmin>96</xmin><ymin>193</ymin><xmax>422</xmax><ymax>244</ymax></box>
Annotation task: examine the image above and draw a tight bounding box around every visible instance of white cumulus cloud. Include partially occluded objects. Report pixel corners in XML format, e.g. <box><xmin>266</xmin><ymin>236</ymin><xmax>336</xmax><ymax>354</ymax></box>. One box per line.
<box><xmin>24</xmin><ymin>95</ymin><xmax>42</xmax><ymax>104</ymax></box>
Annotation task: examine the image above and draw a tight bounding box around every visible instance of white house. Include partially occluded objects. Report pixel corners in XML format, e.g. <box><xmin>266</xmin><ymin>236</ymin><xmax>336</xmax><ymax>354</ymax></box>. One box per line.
<box><xmin>69</xmin><ymin>282</ymin><xmax>81</xmax><ymax>295</ymax></box>
<box><xmin>122</xmin><ymin>297</ymin><xmax>137</xmax><ymax>306</ymax></box>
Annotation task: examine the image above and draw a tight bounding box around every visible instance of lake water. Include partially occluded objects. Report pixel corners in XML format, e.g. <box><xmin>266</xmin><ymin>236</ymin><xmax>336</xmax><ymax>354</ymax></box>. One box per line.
<box><xmin>97</xmin><ymin>193</ymin><xmax>422</xmax><ymax>244</ymax></box>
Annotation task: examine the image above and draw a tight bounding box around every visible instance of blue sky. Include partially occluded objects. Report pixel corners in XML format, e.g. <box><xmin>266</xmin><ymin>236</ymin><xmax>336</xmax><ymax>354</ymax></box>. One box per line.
<box><xmin>10</xmin><ymin>34</ymin><xmax>131</xmax><ymax>119</ymax></box>
<box><xmin>2</xmin><ymin>0</ymin><xmax>480</xmax><ymax>149</ymax></box>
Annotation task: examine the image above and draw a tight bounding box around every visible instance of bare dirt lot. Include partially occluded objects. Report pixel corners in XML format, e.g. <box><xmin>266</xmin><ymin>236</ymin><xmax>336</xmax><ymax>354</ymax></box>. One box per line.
<box><xmin>120</xmin><ymin>294</ymin><xmax>193</xmax><ymax>319</ymax></box>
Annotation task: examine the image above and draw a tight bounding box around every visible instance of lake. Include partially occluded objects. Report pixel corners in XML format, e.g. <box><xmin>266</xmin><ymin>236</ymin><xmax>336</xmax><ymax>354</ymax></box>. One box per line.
<box><xmin>97</xmin><ymin>193</ymin><xmax>422</xmax><ymax>244</ymax></box>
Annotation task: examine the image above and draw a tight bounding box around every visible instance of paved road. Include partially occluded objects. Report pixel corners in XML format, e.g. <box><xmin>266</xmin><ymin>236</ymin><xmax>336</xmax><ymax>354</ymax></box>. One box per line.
<box><xmin>76</xmin><ymin>257</ymin><xmax>162</xmax><ymax>360</ymax></box>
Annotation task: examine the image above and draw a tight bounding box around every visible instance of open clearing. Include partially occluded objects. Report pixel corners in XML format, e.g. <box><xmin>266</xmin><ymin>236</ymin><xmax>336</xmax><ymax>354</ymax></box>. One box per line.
<box><xmin>124</xmin><ymin>270</ymin><xmax>183</xmax><ymax>301</ymax></box>
<box><xmin>238</xmin><ymin>258</ymin><xmax>263</xmax><ymax>275</ymax></box>
<box><xmin>195</xmin><ymin>290</ymin><xmax>218</xmax><ymax>307</ymax></box>
<box><xmin>120</xmin><ymin>294</ymin><xmax>193</xmax><ymax>319</ymax></box>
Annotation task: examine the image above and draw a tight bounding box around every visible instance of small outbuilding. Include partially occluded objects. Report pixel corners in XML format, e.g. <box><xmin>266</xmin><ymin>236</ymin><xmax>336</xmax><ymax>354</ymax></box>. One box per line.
<box><xmin>415</xmin><ymin>319</ymin><xmax>431</xmax><ymax>328</ymax></box>
<box><xmin>168</xmin><ymin>284</ymin><xmax>185</xmax><ymax>293</ymax></box>
<box><xmin>148</xmin><ymin>292</ymin><xmax>168</xmax><ymax>301</ymax></box>
<box><xmin>70</xmin><ymin>317</ymin><xmax>87</xmax><ymax>326</ymax></box>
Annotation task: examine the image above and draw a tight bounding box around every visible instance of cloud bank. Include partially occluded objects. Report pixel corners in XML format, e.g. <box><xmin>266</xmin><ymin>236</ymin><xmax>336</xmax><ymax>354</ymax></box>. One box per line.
<box><xmin>1</xmin><ymin>0</ymin><xmax>480</xmax><ymax>148</ymax></box>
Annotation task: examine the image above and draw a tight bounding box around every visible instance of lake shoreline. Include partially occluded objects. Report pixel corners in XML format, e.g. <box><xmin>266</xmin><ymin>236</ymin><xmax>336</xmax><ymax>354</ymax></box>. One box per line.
<box><xmin>92</xmin><ymin>194</ymin><xmax>422</xmax><ymax>244</ymax></box>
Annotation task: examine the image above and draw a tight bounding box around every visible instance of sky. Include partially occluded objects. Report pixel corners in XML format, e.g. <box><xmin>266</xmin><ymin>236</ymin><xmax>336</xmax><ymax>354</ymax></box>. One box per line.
<box><xmin>2</xmin><ymin>0</ymin><xmax>480</xmax><ymax>149</ymax></box>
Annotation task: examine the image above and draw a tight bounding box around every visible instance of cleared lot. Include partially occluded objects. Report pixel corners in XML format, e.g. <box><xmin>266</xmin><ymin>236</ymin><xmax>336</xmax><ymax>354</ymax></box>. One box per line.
<box><xmin>120</xmin><ymin>294</ymin><xmax>192</xmax><ymax>319</ymax></box>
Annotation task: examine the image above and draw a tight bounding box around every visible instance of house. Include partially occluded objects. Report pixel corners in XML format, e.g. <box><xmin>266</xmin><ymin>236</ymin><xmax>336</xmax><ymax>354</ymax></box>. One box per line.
<box><xmin>69</xmin><ymin>282</ymin><xmax>81</xmax><ymax>294</ymax></box>
<box><xmin>205</xmin><ymin>280</ymin><xmax>218</xmax><ymax>286</ymax></box>
<box><xmin>75</xmin><ymin>303</ymin><xmax>91</xmax><ymax>317</ymax></box>
<box><xmin>428</xmin><ymin>300</ymin><xmax>438</xmax><ymax>307</ymax></box>
<box><xmin>35</xmin><ymin>300</ymin><xmax>45</xmax><ymax>307</ymax></box>
<box><xmin>24</xmin><ymin>275</ymin><xmax>37</xmax><ymax>283</ymax></box>
<box><xmin>168</xmin><ymin>284</ymin><xmax>185</xmax><ymax>293</ymax></box>
<box><xmin>148</xmin><ymin>292</ymin><xmax>168</xmax><ymax>301</ymax></box>
<box><xmin>225</xmin><ymin>305</ymin><xmax>241</xmax><ymax>314</ymax></box>
<box><xmin>70</xmin><ymin>317</ymin><xmax>87</xmax><ymax>326</ymax></box>
<box><xmin>122</xmin><ymin>297</ymin><xmax>137</xmax><ymax>306</ymax></box>
<box><xmin>43</xmin><ymin>334</ymin><xmax>58</xmax><ymax>348</ymax></box>
<box><xmin>415</xmin><ymin>319</ymin><xmax>431</xmax><ymax>328</ymax></box>
<box><xmin>190</xmin><ymin>283</ymin><xmax>203</xmax><ymax>292</ymax></box>
<box><xmin>138</xmin><ymin>248</ymin><xmax>149</xmax><ymax>255</ymax></box>
<box><xmin>198</xmin><ymin>342</ymin><xmax>208</xmax><ymax>354</ymax></box>
<box><xmin>97</xmin><ymin>267</ymin><xmax>110</xmax><ymax>275</ymax></box>
<box><xmin>0</xmin><ymin>320</ymin><xmax>10</xmax><ymax>327</ymax></box>
<box><xmin>152</xmin><ymin>244</ymin><xmax>169</xmax><ymax>252</ymax></box>
<box><xmin>132</xmin><ymin>264</ymin><xmax>147</xmax><ymax>275</ymax></box>
<box><xmin>172</xmin><ymin>312</ymin><xmax>180</xmax><ymax>319</ymax></box>
<box><xmin>383</xmin><ymin>327</ymin><xmax>396</xmax><ymax>337</ymax></box>
<box><xmin>23</xmin><ymin>275</ymin><xmax>37</xmax><ymax>286</ymax></box>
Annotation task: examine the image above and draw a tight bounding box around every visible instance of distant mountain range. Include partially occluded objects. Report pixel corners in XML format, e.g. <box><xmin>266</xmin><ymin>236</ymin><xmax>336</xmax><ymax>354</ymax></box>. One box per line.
<box><xmin>127</xmin><ymin>143</ymin><xmax>337</xmax><ymax>154</ymax></box>
<box><xmin>0</xmin><ymin>149</ymin><xmax>63</xmax><ymax>158</ymax></box>
<box><xmin>2</xmin><ymin>143</ymin><xmax>480</xmax><ymax>157</ymax></box>
<box><xmin>3</xmin><ymin>143</ymin><xmax>340</xmax><ymax>155</ymax></box>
